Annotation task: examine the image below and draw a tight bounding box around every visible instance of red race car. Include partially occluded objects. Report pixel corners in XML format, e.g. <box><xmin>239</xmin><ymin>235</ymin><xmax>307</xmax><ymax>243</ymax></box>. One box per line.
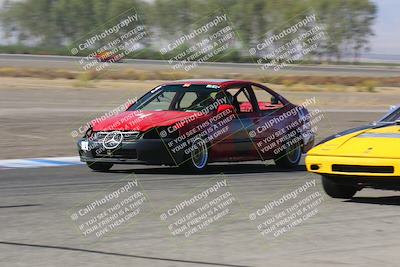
<box><xmin>95</xmin><ymin>50</ymin><xmax>123</xmax><ymax>63</ymax></box>
<box><xmin>78</xmin><ymin>79</ymin><xmax>315</xmax><ymax>172</ymax></box>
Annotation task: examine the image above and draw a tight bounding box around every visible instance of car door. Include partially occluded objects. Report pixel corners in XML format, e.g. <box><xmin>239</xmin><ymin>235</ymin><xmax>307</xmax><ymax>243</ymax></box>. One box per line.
<box><xmin>211</xmin><ymin>84</ymin><xmax>261</xmax><ymax>161</ymax></box>
<box><xmin>250</xmin><ymin>83</ymin><xmax>291</xmax><ymax>160</ymax></box>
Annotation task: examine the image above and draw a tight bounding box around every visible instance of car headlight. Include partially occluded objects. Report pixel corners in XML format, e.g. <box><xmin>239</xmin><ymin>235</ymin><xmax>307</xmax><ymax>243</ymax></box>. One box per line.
<box><xmin>83</xmin><ymin>126</ymin><xmax>94</xmax><ymax>139</ymax></box>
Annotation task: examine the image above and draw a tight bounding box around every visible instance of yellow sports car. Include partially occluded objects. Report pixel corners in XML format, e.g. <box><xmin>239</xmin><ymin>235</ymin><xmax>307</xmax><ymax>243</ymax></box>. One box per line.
<box><xmin>306</xmin><ymin>122</ymin><xmax>400</xmax><ymax>198</ymax></box>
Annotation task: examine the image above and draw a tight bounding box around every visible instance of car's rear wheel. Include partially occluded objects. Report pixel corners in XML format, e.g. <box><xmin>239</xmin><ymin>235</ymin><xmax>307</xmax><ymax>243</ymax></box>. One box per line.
<box><xmin>322</xmin><ymin>175</ymin><xmax>357</xmax><ymax>199</ymax></box>
<box><xmin>274</xmin><ymin>141</ymin><xmax>302</xmax><ymax>169</ymax></box>
<box><xmin>86</xmin><ymin>162</ymin><xmax>113</xmax><ymax>172</ymax></box>
<box><xmin>180</xmin><ymin>137</ymin><xmax>209</xmax><ymax>172</ymax></box>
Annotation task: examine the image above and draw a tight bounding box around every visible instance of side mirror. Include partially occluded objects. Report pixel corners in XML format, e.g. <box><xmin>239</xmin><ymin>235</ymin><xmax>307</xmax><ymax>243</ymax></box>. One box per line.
<box><xmin>271</xmin><ymin>96</ymin><xmax>279</xmax><ymax>105</ymax></box>
<box><xmin>217</xmin><ymin>104</ymin><xmax>235</xmax><ymax>113</ymax></box>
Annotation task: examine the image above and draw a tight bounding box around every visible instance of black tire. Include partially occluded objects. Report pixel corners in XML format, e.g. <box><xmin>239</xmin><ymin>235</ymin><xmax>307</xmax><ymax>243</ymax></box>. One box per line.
<box><xmin>322</xmin><ymin>176</ymin><xmax>357</xmax><ymax>199</ymax></box>
<box><xmin>274</xmin><ymin>141</ymin><xmax>302</xmax><ymax>169</ymax></box>
<box><xmin>86</xmin><ymin>161</ymin><xmax>113</xmax><ymax>172</ymax></box>
<box><xmin>179</xmin><ymin>137</ymin><xmax>209</xmax><ymax>173</ymax></box>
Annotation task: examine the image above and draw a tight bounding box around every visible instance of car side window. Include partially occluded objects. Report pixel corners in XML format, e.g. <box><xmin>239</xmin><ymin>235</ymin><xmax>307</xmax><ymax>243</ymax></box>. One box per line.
<box><xmin>226</xmin><ymin>87</ymin><xmax>256</xmax><ymax>113</ymax></box>
<box><xmin>252</xmin><ymin>85</ymin><xmax>284</xmax><ymax>112</ymax></box>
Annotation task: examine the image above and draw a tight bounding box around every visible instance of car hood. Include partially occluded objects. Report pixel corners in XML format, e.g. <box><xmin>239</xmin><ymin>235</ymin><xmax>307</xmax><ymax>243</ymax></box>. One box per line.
<box><xmin>91</xmin><ymin>110</ymin><xmax>202</xmax><ymax>132</ymax></box>
<box><xmin>308</xmin><ymin>125</ymin><xmax>400</xmax><ymax>158</ymax></box>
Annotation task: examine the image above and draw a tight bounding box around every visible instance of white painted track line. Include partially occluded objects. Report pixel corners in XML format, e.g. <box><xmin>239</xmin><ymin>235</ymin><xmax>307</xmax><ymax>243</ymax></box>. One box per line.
<box><xmin>0</xmin><ymin>156</ymin><xmax>83</xmax><ymax>169</ymax></box>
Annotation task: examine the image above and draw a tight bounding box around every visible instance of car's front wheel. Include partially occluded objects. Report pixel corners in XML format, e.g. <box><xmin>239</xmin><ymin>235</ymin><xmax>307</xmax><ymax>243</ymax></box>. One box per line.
<box><xmin>322</xmin><ymin>176</ymin><xmax>358</xmax><ymax>199</ymax></box>
<box><xmin>180</xmin><ymin>137</ymin><xmax>209</xmax><ymax>172</ymax></box>
<box><xmin>86</xmin><ymin>162</ymin><xmax>113</xmax><ymax>172</ymax></box>
<box><xmin>274</xmin><ymin>141</ymin><xmax>302</xmax><ymax>169</ymax></box>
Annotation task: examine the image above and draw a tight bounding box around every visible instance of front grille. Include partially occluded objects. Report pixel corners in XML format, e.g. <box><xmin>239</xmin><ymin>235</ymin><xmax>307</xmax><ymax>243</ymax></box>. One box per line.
<box><xmin>92</xmin><ymin>131</ymin><xmax>141</xmax><ymax>142</ymax></box>
<box><xmin>95</xmin><ymin>148</ymin><xmax>138</xmax><ymax>159</ymax></box>
<box><xmin>332</xmin><ymin>164</ymin><xmax>394</xmax><ymax>174</ymax></box>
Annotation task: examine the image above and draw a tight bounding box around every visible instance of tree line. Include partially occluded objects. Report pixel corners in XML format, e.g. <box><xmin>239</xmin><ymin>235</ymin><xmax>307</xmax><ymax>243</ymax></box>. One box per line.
<box><xmin>0</xmin><ymin>0</ymin><xmax>377</xmax><ymax>62</ymax></box>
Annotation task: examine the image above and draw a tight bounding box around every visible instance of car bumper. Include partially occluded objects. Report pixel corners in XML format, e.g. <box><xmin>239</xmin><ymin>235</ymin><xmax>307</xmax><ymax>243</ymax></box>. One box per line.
<box><xmin>77</xmin><ymin>138</ymin><xmax>182</xmax><ymax>165</ymax></box>
<box><xmin>306</xmin><ymin>155</ymin><xmax>400</xmax><ymax>177</ymax></box>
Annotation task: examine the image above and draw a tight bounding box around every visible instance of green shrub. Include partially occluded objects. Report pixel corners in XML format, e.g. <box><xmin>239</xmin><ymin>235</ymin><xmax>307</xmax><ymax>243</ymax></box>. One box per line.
<box><xmin>359</xmin><ymin>79</ymin><xmax>379</xmax><ymax>92</ymax></box>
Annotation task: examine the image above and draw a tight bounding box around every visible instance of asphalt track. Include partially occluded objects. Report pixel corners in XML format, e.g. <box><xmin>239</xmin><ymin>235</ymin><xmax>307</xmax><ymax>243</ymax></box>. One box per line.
<box><xmin>1</xmin><ymin>155</ymin><xmax>400</xmax><ymax>266</ymax></box>
<box><xmin>1</xmin><ymin>54</ymin><xmax>400</xmax><ymax>76</ymax></box>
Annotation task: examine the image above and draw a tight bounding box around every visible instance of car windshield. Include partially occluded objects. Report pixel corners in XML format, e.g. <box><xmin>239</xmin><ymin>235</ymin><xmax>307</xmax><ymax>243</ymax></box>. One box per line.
<box><xmin>380</xmin><ymin>107</ymin><xmax>400</xmax><ymax>122</ymax></box>
<box><xmin>127</xmin><ymin>84</ymin><xmax>223</xmax><ymax>112</ymax></box>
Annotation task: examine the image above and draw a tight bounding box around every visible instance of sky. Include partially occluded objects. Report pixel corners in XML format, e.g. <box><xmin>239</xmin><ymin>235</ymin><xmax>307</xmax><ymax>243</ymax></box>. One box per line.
<box><xmin>369</xmin><ymin>0</ymin><xmax>400</xmax><ymax>56</ymax></box>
